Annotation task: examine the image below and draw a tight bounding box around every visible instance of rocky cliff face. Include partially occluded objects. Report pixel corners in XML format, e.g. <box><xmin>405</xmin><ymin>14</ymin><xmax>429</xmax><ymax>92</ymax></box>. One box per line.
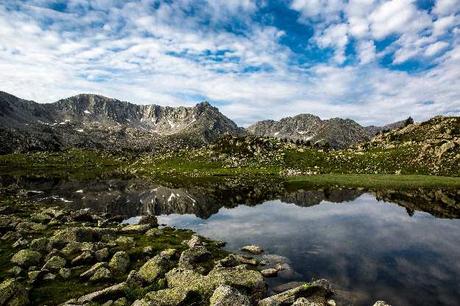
<box><xmin>0</xmin><ymin>92</ymin><xmax>244</xmax><ymax>154</ymax></box>
<box><xmin>246</xmin><ymin>114</ymin><xmax>411</xmax><ymax>149</ymax></box>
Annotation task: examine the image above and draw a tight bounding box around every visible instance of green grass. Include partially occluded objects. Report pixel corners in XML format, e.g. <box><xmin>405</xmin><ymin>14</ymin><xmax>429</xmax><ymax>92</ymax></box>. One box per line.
<box><xmin>286</xmin><ymin>174</ymin><xmax>460</xmax><ymax>189</ymax></box>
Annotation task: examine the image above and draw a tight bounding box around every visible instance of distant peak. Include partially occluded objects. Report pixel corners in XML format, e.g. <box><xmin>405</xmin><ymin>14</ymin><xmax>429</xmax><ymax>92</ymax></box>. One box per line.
<box><xmin>196</xmin><ymin>101</ymin><xmax>211</xmax><ymax>107</ymax></box>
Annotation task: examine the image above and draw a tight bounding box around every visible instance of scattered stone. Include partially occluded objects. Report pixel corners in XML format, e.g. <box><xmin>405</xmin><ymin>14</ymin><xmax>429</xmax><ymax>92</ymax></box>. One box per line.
<box><xmin>96</xmin><ymin>247</ymin><xmax>110</xmax><ymax>261</ymax></box>
<box><xmin>69</xmin><ymin>282</ymin><xmax>127</xmax><ymax>304</ymax></box>
<box><xmin>81</xmin><ymin>263</ymin><xmax>108</xmax><ymax>279</ymax></box>
<box><xmin>12</xmin><ymin>238</ymin><xmax>29</xmax><ymax>249</ymax></box>
<box><xmin>115</xmin><ymin>236</ymin><xmax>135</xmax><ymax>249</ymax></box>
<box><xmin>160</xmin><ymin>248</ymin><xmax>178</xmax><ymax>259</ymax></box>
<box><xmin>241</xmin><ymin>245</ymin><xmax>264</xmax><ymax>255</ymax></box>
<box><xmin>8</xmin><ymin>266</ymin><xmax>22</xmax><ymax>276</ymax></box>
<box><xmin>139</xmin><ymin>287</ymin><xmax>196</xmax><ymax>306</ymax></box>
<box><xmin>28</xmin><ymin>270</ymin><xmax>43</xmax><ymax>282</ymax></box>
<box><xmin>373</xmin><ymin>301</ymin><xmax>391</xmax><ymax>306</ymax></box>
<box><xmin>59</xmin><ymin>267</ymin><xmax>72</xmax><ymax>279</ymax></box>
<box><xmin>138</xmin><ymin>215</ymin><xmax>158</xmax><ymax>226</ymax></box>
<box><xmin>0</xmin><ymin>278</ymin><xmax>29</xmax><ymax>305</ymax></box>
<box><xmin>70</xmin><ymin>209</ymin><xmax>95</xmax><ymax>222</ymax></box>
<box><xmin>138</xmin><ymin>255</ymin><xmax>174</xmax><ymax>283</ymax></box>
<box><xmin>261</xmin><ymin>268</ymin><xmax>278</xmax><ymax>278</ymax></box>
<box><xmin>11</xmin><ymin>249</ymin><xmax>42</xmax><ymax>267</ymax></box>
<box><xmin>258</xmin><ymin>280</ymin><xmax>332</xmax><ymax>306</ymax></box>
<box><xmin>42</xmin><ymin>255</ymin><xmax>66</xmax><ymax>271</ymax></box>
<box><xmin>216</xmin><ymin>254</ymin><xmax>239</xmax><ymax>268</ymax></box>
<box><xmin>236</xmin><ymin>255</ymin><xmax>259</xmax><ymax>266</ymax></box>
<box><xmin>90</xmin><ymin>267</ymin><xmax>112</xmax><ymax>282</ymax></box>
<box><xmin>109</xmin><ymin>251</ymin><xmax>130</xmax><ymax>274</ymax></box>
<box><xmin>210</xmin><ymin>285</ymin><xmax>251</xmax><ymax>306</ymax></box>
<box><xmin>145</xmin><ymin>228</ymin><xmax>163</xmax><ymax>237</ymax></box>
<box><xmin>143</xmin><ymin>246</ymin><xmax>154</xmax><ymax>255</ymax></box>
<box><xmin>71</xmin><ymin>250</ymin><xmax>94</xmax><ymax>266</ymax></box>
<box><xmin>186</xmin><ymin>234</ymin><xmax>204</xmax><ymax>248</ymax></box>
<box><xmin>179</xmin><ymin>246</ymin><xmax>211</xmax><ymax>270</ymax></box>
<box><xmin>120</xmin><ymin>224</ymin><xmax>151</xmax><ymax>234</ymax></box>
<box><xmin>30</xmin><ymin>237</ymin><xmax>49</xmax><ymax>252</ymax></box>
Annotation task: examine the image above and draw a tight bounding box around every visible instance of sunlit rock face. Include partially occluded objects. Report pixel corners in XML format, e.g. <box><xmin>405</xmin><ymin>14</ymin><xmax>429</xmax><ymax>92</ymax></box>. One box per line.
<box><xmin>0</xmin><ymin>91</ymin><xmax>244</xmax><ymax>153</ymax></box>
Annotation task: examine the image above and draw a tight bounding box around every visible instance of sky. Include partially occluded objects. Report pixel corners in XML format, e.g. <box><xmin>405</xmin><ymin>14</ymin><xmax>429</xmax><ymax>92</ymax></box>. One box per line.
<box><xmin>0</xmin><ymin>0</ymin><xmax>459</xmax><ymax>126</ymax></box>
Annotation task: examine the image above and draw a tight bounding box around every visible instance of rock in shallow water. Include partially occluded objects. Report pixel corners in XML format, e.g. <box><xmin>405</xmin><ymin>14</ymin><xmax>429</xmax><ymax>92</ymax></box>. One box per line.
<box><xmin>241</xmin><ymin>244</ymin><xmax>264</xmax><ymax>255</ymax></box>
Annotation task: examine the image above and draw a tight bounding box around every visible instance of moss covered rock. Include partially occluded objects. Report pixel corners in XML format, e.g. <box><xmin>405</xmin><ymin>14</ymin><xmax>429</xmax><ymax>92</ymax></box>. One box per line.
<box><xmin>138</xmin><ymin>255</ymin><xmax>173</xmax><ymax>283</ymax></box>
<box><xmin>210</xmin><ymin>285</ymin><xmax>251</xmax><ymax>306</ymax></box>
<box><xmin>10</xmin><ymin>249</ymin><xmax>42</xmax><ymax>267</ymax></box>
<box><xmin>42</xmin><ymin>255</ymin><xmax>66</xmax><ymax>271</ymax></box>
<box><xmin>109</xmin><ymin>251</ymin><xmax>130</xmax><ymax>274</ymax></box>
<box><xmin>0</xmin><ymin>279</ymin><xmax>29</xmax><ymax>306</ymax></box>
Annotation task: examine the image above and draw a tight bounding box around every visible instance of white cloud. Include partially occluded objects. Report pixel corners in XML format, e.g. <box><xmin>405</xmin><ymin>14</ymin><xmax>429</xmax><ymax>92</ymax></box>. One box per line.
<box><xmin>357</xmin><ymin>40</ymin><xmax>376</xmax><ymax>64</ymax></box>
<box><xmin>433</xmin><ymin>0</ymin><xmax>460</xmax><ymax>16</ymax></box>
<box><xmin>425</xmin><ymin>41</ymin><xmax>450</xmax><ymax>56</ymax></box>
<box><xmin>0</xmin><ymin>0</ymin><xmax>458</xmax><ymax>128</ymax></box>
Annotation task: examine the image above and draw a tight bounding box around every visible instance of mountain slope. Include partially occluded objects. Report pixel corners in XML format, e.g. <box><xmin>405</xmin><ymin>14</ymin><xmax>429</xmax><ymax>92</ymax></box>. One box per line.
<box><xmin>0</xmin><ymin>91</ymin><xmax>244</xmax><ymax>154</ymax></box>
<box><xmin>246</xmin><ymin>114</ymin><xmax>409</xmax><ymax>149</ymax></box>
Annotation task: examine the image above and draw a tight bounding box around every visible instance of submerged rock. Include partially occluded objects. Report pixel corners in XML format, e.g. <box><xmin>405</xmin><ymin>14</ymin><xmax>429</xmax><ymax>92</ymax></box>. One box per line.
<box><xmin>210</xmin><ymin>285</ymin><xmax>251</xmax><ymax>306</ymax></box>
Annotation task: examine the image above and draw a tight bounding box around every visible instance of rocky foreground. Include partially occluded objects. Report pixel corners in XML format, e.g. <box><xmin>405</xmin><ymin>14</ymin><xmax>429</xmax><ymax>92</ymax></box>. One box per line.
<box><xmin>0</xmin><ymin>190</ymin><xmax>390</xmax><ymax>306</ymax></box>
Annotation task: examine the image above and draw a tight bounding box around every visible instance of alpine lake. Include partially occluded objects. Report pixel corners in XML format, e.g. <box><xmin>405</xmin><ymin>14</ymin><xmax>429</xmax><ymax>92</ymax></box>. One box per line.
<box><xmin>1</xmin><ymin>175</ymin><xmax>459</xmax><ymax>306</ymax></box>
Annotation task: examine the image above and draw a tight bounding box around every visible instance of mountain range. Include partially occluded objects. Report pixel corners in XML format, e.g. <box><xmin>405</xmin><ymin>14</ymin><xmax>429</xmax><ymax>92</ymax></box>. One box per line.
<box><xmin>0</xmin><ymin>91</ymin><xmax>411</xmax><ymax>153</ymax></box>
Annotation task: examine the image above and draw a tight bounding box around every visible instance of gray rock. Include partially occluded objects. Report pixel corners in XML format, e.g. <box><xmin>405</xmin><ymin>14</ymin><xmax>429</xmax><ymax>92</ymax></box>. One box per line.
<box><xmin>210</xmin><ymin>285</ymin><xmax>251</xmax><ymax>306</ymax></box>
<box><xmin>42</xmin><ymin>255</ymin><xmax>66</xmax><ymax>271</ymax></box>
<box><xmin>120</xmin><ymin>224</ymin><xmax>151</xmax><ymax>234</ymax></box>
<box><xmin>96</xmin><ymin>247</ymin><xmax>110</xmax><ymax>261</ymax></box>
<box><xmin>71</xmin><ymin>250</ymin><xmax>94</xmax><ymax>266</ymax></box>
<box><xmin>241</xmin><ymin>245</ymin><xmax>264</xmax><ymax>255</ymax></box>
<box><xmin>138</xmin><ymin>215</ymin><xmax>158</xmax><ymax>227</ymax></box>
<box><xmin>178</xmin><ymin>246</ymin><xmax>211</xmax><ymax>270</ymax></box>
<box><xmin>109</xmin><ymin>251</ymin><xmax>130</xmax><ymax>274</ymax></box>
<box><xmin>138</xmin><ymin>255</ymin><xmax>173</xmax><ymax>283</ymax></box>
<box><xmin>186</xmin><ymin>234</ymin><xmax>204</xmax><ymax>248</ymax></box>
<box><xmin>261</xmin><ymin>268</ymin><xmax>278</xmax><ymax>278</ymax></box>
<box><xmin>373</xmin><ymin>301</ymin><xmax>391</xmax><ymax>306</ymax></box>
<box><xmin>11</xmin><ymin>249</ymin><xmax>42</xmax><ymax>267</ymax></box>
<box><xmin>30</xmin><ymin>237</ymin><xmax>49</xmax><ymax>252</ymax></box>
<box><xmin>80</xmin><ymin>262</ymin><xmax>108</xmax><ymax>279</ymax></box>
<box><xmin>90</xmin><ymin>267</ymin><xmax>112</xmax><ymax>282</ymax></box>
<box><xmin>258</xmin><ymin>281</ymin><xmax>332</xmax><ymax>306</ymax></box>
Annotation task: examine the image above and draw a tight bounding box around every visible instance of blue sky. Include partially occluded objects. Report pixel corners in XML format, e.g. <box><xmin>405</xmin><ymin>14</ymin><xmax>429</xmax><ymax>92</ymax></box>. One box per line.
<box><xmin>0</xmin><ymin>0</ymin><xmax>459</xmax><ymax>126</ymax></box>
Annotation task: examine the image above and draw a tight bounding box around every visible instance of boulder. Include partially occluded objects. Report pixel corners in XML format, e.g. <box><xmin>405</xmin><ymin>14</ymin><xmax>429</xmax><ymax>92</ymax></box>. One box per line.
<box><xmin>96</xmin><ymin>248</ymin><xmax>110</xmax><ymax>261</ymax></box>
<box><xmin>42</xmin><ymin>255</ymin><xmax>66</xmax><ymax>271</ymax></box>
<box><xmin>11</xmin><ymin>249</ymin><xmax>42</xmax><ymax>267</ymax></box>
<box><xmin>210</xmin><ymin>285</ymin><xmax>251</xmax><ymax>306</ymax></box>
<box><xmin>138</xmin><ymin>215</ymin><xmax>158</xmax><ymax>227</ymax></box>
<box><xmin>0</xmin><ymin>279</ymin><xmax>29</xmax><ymax>306</ymax></box>
<box><xmin>373</xmin><ymin>301</ymin><xmax>391</xmax><ymax>306</ymax></box>
<box><xmin>178</xmin><ymin>246</ymin><xmax>211</xmax><ymax>270</ymax></box>
<box><xmin>186</xmin><ymin>235</ymin><xmax>204</xmax><ymax>248</ymax></box>
<box><xmin>90</xmin><ymin>267</ymin><xmax>112</xmax><ymax>282</ymax></box>
<box><xmin>59</xmin><ymin>267</ymin><xmax>72</xmax><ymax>279</ymax></box>
<box><xmin>241</xmin><ymin>245</ymin><xmax>264</xmax><ymax>255</ymax></box>
<box><xmin>71</xmin><ymin>250</ymin><xmax>94</xmax><ymax>266</ymax></box>
<box><xmin>138</xmin><ymin>255</ymin><xmax>174</xmax><ymax>283</ymax></box>
<box><xmin>120</xmin><ymin>224</ymin><xmax>151</xmax><ymax>234</ymax></box>
<box><xmin>139</xmin><ymin>287</ymin><xmax>199</xmax><ymax>306</ymax></box>
<box><xmin>30</xmin><ymin>237</ymin><xmax>49</xmax><ymax>252</ymax></box>
<box><xmin>81</xmin><ymin>262</ymin><xmax>108</xmax><ymax>279</ymax></box>
<box><xmin>109</xmin><ymin>251</ymin><xmax>130</xmax><ymax>274</ymax></box>
<box><xmin>165</xmin><ymin>265</ymin><xmax>266</xmax><ymax>302</ymax></box>
<box><xmin>68</xmin><ymin>282</ymin><xmax>127</xmax><ymax>304</ymax></box>
<box><xmin>261</xmin><ymin>268</ymin><xmax>278</xmax><ymax>278</ymax></box>
<box><xmin>257</xmin><ymin>280</ymin><xmax>332</xmax><ymax>306</ymax></box>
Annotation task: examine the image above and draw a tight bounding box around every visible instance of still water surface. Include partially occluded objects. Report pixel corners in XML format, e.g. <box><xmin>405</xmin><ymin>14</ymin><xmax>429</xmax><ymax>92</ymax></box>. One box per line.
<box><xmin>159</xmin><ymin>193</ymin><xmax>460</xmax><ymax>306</ymax></box>
<box><xmin>4</xmin><ymin>177</ymin><xmax>460</xmax><ymax>305</ymax></box>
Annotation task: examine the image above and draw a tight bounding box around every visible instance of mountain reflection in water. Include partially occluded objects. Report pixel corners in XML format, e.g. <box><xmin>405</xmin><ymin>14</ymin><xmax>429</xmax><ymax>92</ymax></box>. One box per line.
<box><xmin>1</xmin><ymin>176</ymin><xmax>460</xmax><ymax>306</ymax></box>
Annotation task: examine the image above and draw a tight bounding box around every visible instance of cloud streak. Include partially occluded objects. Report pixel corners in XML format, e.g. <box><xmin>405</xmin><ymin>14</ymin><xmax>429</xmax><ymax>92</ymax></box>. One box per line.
<box><xmin>0</xmin><ymin>0</ymin><xmax>459</xmax><ymax>126</ymax></box>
